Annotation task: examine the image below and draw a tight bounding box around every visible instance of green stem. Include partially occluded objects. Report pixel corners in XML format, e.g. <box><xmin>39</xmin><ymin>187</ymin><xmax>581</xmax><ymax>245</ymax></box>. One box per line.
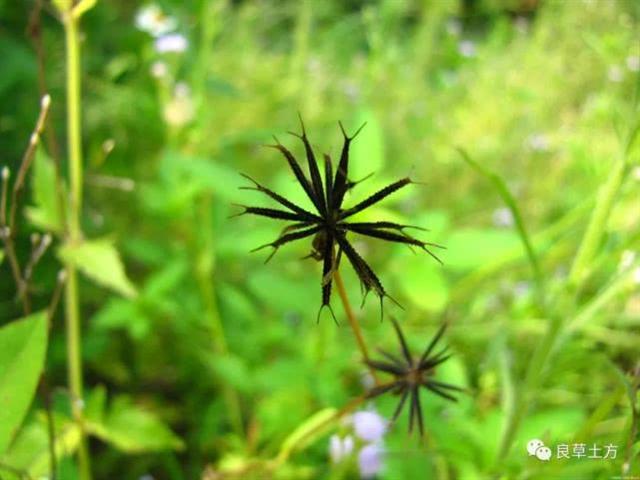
<box><xmin>63</xmin><ymin>10</ymin><xmax>91</xmax><ymax>480</ymax></box>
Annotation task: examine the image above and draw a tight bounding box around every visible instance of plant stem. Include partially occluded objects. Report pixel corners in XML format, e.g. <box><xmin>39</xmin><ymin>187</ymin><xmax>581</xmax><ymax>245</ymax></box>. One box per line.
<box><xmin>63</xmin><ymin>10</ymin><xmax>91</xmax><ymax>480</ymax></box>
<box><xmin>333</xmin><ymin>270</ymin><xmax>379</xmax><ymax>384</ymax></box>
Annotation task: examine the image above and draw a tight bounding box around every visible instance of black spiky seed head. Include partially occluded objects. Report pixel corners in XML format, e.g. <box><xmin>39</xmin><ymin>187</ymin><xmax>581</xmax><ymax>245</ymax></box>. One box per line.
<box><xmin>236</xmin><ymin>116</ymin><xmax>444</xmax><ymax>321</ymax></box>
<box><xmin>365</xmin><ymin>318</ymin><xmax>464</xmax><ymax>437</ymax></box>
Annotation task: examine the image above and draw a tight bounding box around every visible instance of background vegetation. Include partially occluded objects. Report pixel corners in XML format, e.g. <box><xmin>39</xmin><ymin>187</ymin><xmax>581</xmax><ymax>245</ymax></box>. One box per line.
<box><xmin>0</xmin><ymin>0</ymin><xmax>638</xmax><ymax>478</ymax></box>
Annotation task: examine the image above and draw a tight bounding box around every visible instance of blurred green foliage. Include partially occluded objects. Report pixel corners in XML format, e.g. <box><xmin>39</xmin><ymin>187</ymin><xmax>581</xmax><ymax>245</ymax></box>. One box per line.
<box><xmin>0</xmin><ymin>0</ymin><xmax>639</xmax><ymax>478</ymax></box>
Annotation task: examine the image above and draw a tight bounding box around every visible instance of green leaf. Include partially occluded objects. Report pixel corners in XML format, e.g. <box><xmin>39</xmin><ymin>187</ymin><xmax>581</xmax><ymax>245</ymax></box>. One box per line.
<box><xmin>457</xmin><ymin>149</ymin><xmax>542</xmax><ymax>287</ymax></box>
<box><xmin>349</xmin><ymin>109</ymin><xmax>385</xmax><ymax>179</ymax></box>
<box><xmin>206</xmin><ymin>354</ymin><xmax>252</xmax><ymax>394</ymax></box>
<box><xmin>86</xmin><ymin>396</ymin><xmax>184</xmax><ymax>453</ymax></box>
<box><xmin>276</xmin><ymin>407</ymin><xmax>337</xmax><ymax>463</ymax></box>
<box><xmin>0</xmin><ymin>249</ymin><xmax>4</xmax><ymax>265</ymax></box>
<box><xmin>160</xmin><ymin>150</ymin><xmax>243</xmax><ymax>202</ymax></box>
<box><xmin>58</xmin><ymin>238</ymin><xmax>137</xmax><ymax>298</ymax></box>
<box><xmin>393</xmin><ymin>258</ymin><xmax>449</xmax><ymax>313</ymax></box>
<box><xmin>445</xmin><ymin>228</ymin><xmax>522</xmax><ymax>272</ymax></box>
<box><xmin>25</xmin><ymin>147</ymin><xmax>65</xmax><ymax>233</ymax></box>
<box><xmin>1</xmin><ymin>412</ymin><xmax>80</xmax><ymax>478</ymax></box>
<box><xmin>0</xmin><ymin>311</ymin><xmax>48</xmax><ymax>456</ymax></box>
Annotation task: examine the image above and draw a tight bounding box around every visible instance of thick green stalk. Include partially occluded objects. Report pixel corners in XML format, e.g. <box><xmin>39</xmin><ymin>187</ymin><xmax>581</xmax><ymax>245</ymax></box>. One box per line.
<box><xmin>63</xmin><ymin>10</ymin><xmax>91</xmax><ymax>480</ymax></box>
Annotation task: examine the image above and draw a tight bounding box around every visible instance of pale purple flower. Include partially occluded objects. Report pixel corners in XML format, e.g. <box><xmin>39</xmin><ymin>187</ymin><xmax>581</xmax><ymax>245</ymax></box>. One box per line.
<box><xmin>627</xmin><ymin>55</ymin><xmax>640</xmax><ymax>72</ymax></box>
<box><xmin>358</xmin><ymin>443</ymin><xmax>384</xmax><ymax>479</ymax></box>
<box><xmin>329</xmin><ymin>434</ymin><xmax>354</xmax><ymax>463</ymax></box>
<box><xmin>353</xmin><ymin>410</ymin><xmax>387</xmax><ymax>443</ymax></box>
<box><xmin>458</xmin><ymin>40</ymin><xmax>476</xmax><ymax>58</ymax></box>
<box><xmin>135</xmin><ymin>5</ymin><xmax>177</xmax><ymax>37</ymax></box>
<box><xmin>492</xmin><ymin>207</ymin><xmax>514</xmax><ymax>228</ymax></box>
<box><xmin>155</xmin><ymin>33</ymin><xmax>188</xmax><ymax>54</ymax></box>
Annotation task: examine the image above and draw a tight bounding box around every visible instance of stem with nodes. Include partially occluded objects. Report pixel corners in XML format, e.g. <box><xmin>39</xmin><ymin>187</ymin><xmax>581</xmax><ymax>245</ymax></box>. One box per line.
<box><xmin>333</xmin><ymin>269</ymin><xmax>380</xmax><ymax>385</ymax></box>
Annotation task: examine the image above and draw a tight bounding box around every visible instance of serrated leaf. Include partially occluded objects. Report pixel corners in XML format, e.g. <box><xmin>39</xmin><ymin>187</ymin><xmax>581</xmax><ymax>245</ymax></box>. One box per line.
<box><xmin>86</xmin><ymin>396</ymin><xmax>184</xmax><ymax>453</ymax></box>
<box><xmin>25</xmin><ymin>147</ymin><xmax>65</xmax><ymax>233</ymax></box>
<box><xmin>58</xmin><ymin>238</ymin><xmax>137</xmax><ymax>298</ymax></box>
<box><xmin>0</xmin><ymin>311</ymin><xmax>48</xmax><ymax>456</ymax></box>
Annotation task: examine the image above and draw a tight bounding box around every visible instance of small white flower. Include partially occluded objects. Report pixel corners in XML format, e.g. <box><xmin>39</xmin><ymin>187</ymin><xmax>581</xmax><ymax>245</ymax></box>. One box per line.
<box><xmin>329</xmin><ymin>434</ymin><xmax>354</xmax><ymax>463</ymax></box>
<box><xmin>607</xmin><ymin>65</ymin><xmax>624</xmax><ymax>83</ymax></box>
<box><xmin>526</xmin><ymin>133</ymin><xmax>550</xmax><ymax>152</ymax></box>
<box><xmin>627</xmin><ymin>55</ymin><xmax>640</xmax><ymax>72</ymax></box>
<box><xmin>151</xmin><ymin>61</ymin><xmax>168</xmax><ymax>78</ymax></box>
<box><xmin>633</xmin><ymin>267</ymin><xmax>640</xmax><ymax>285</ymax></box>
<box><xmin>357</xmin><ymin>443</ymin><xmax>384</xmax><ymax>479</ymax></box>
<box><xmin>353</xmin><ymin>410</ymin><xmax>387</xmax><ymax>443</ymax></box>
<box><xmin>458</xmin><ymin>40</ymin><xmax>476</xmax><ymax>58</ymax></box>
<box><xmin>155</xmin><ymin>33</ymin><xmax>188</xmax><ymax>54</ymax></box>
<box><xmin>135</xmin><ymin>5</ymin><xmax>177</xmax><ymax>37</ymax></box>
<box><xmin>492</xmin><ymin>207</ymin><xmax>514</xmax><ymax>228</ymax></box>
<box><xmin>632</xmin><ymin>166</ymin><xmax>640</xmax><ymax>182</ymax></box>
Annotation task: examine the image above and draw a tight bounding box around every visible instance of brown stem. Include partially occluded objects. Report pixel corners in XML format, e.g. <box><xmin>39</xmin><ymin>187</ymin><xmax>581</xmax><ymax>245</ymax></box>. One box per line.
<box><xmin>333</xmin><ymin>269</ymin><xmax>380</xmax><ymax>384</ymax></box>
